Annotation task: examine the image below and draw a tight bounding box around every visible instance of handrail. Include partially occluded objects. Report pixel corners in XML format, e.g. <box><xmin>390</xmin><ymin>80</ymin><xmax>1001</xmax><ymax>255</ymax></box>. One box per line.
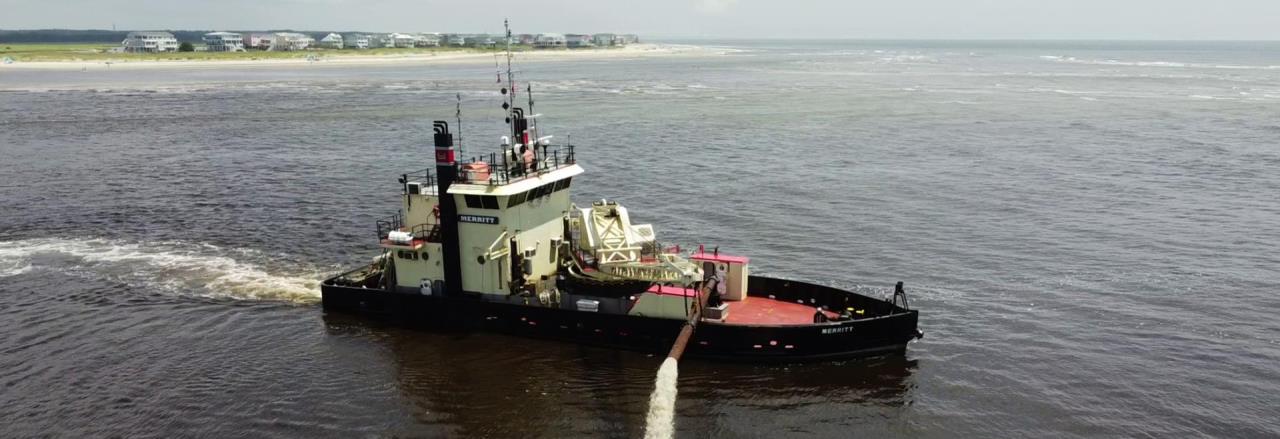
<box><xmin>454</xmin><ymin>144</ymin><xmax>575</xmax><ymax>186</ymax></box>
<box><xmin>375</xmin><ymin>211</ymin><xmax>441</xmax><ymax>243</ymax></box>
<box><xmin>398</xmin><ymin>168</ymin><xmax>437</xmax><ymax>194</ymax></box>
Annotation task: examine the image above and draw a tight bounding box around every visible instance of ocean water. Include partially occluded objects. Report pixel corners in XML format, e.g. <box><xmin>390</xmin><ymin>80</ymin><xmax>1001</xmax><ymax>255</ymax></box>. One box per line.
<box><xmin>2</xmin><ymin>40</ymin><xmax>1279</xmax><ymax>437</ymax></box>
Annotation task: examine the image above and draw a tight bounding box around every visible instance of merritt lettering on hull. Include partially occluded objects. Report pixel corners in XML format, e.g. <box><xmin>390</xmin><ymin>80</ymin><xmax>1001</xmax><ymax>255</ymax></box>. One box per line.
<box><xmin>459</xmin><ymin>215</ymin><xmax>500</xmax><ymax>225</ymax></box>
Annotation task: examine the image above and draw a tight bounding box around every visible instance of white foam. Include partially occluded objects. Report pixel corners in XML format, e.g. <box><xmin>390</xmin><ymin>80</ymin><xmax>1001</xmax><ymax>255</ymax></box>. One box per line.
<box><xmin>644</xmin><ymin>357</ymin><xmax>679</xmax><ymax>439</ymax></box>
<box><xmin>0</xmin><ymin>238</ymin><xmax>322</xmax><ymax>302</ymax></box>
<box><xmin>0</xmin><ymin>259</ymin><xmax>33</xmax><ymax>277</ymax></box>
<box><xmin>1040</xmin><ymin>55</ymin><xmax>1278</xmax><ymax>71</ymax></box>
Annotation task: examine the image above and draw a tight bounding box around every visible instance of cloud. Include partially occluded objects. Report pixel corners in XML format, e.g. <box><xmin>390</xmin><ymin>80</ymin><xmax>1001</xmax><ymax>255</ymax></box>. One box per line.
<box><xmin>695</xmin><ymin>0</ymin><xmax>739</xmax><ymax>14</ymax></box>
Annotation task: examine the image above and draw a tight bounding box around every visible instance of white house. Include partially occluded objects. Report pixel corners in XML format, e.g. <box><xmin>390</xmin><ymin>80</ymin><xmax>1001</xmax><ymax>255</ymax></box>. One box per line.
<box><xmin>122</xmin><ymin>31</ymin><xmax>179</xmax><ymax>53</ymax></box>
<box><xmin>414</xmin><ymin>34</ymin><xmax>440</xmax><ymax>47</ymax></box>
<box><xmin>319</xmin><ymin>33</ymin><xmax>343</xmax><ymax>49</ymax></box>
<box><xmin>388</xmin><ymin>33</ymin><xmax>417</xmax><ymax>48</ymax></box>
<box><xmin>592</xmin><ymin>33</ymin><xmax>615</xmax><ymax>46</ymax></box>
<box><xmin>444</xmin><ymin>34</ymin><xmax>467</xmax><ymax>46</ymax></box>
<box><xmin>202</xmin><ymin>32</ymin><xmax>244</xmax><ymax>52</ymax></box>
<box><xmin>270</xmin><ymin>32</ymin><xmax>314</xmax><ymax>51</ymax></box>
<box><xmin>565</xmin><ymin>34</ymin><xmax>594</xmax><ymax>48</ymax></box>
<box><xmin>243</xmin><ymin>33</ymin><xmax>275</xmax><ymax>50</ymax></box>
<box><xmin>343</xmin><ymin>34</ymin><xmax>370</xmax><ymax>49</ymax></box>
<box><xmin>534</xmin><ymin>33</ymin><xmax>566</xmax><ymax>48</ymax></box>
<box><xmin>465</xmin><ymin>35</ymin><xmax>496</xmax><ymax>48</ymax></box>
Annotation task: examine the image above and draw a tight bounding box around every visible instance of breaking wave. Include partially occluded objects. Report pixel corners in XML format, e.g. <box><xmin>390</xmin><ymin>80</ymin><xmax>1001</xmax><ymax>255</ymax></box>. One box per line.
<box><xmin>0</xmin><ymin>238</ymin><xmax>323</xmax><ymax>303</ymax></box>
<box><xmin>1040</xmin><ymin>55</ymin><xmax>1280</xmax><ymax>70</ymax></box>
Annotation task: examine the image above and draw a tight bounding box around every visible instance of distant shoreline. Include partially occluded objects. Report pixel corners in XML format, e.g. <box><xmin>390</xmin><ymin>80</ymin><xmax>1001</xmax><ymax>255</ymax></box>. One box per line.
<box><xmin>0</xmin><ymin>44</ymin><xmax>711</xmax><ymax>71</ymax></box>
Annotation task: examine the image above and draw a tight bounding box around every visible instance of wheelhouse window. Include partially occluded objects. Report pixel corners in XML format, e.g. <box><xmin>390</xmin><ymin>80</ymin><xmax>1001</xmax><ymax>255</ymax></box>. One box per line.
<box><xmin>464</xmin><ymin>194</ymin><xmax>499</xmax><ymax>209</ymax></box>
<box><xmin>508</xmin><ymin>191</ymin><xmax>527</xmax><ymax>207</ymax></box>
<box><xmin>464</xmin><ymin>195</ymin><xmax>482</xmax><ymax>208</ymax></box>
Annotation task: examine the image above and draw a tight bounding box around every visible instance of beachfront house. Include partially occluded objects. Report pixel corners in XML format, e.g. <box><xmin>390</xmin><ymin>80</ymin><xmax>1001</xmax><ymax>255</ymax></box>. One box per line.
<box><xmin>592</xmin><ymin>33</ymin><xmax>616</xmax><ymax>46</ymax></box>
<box><xmin>444</xmin><ymin>34</ymin><xmax>467</xmax><ymax>46</ymax></box>
<box><xmin>243</xmin><ymin>33</ymin><xmax>275</xmax><ymax>50</ymax></box>
<box><xmin>516</xmin><ymin>34</ymin><xmax>535</xmax><ymax>45</ymax></box>
<box><xmin>202</xmin><ymin>32</ymin><xmax>244</xmax><ymax>52</ymax></box>
<box><xmin>388</xmin><ymin>33</ymin><xmax>417</xmax><ymax>48</ymax></box>
<box><xmin>122</xmin><ymin>31</ymin><xmax>179</xmax><ymax>53</ymax></box>
<box><xmin>565</xmin><ymin>34</ymin><xmax>594</xmax><ymax>48</ymax></box>
<box><xmin>319</xmin><ymin>33</ymin><xmax>343</xmax><ymax>49</ymax></box>
<box><xmin>343</xmin><ymin>34</ymin><xmax>370</xmax><ymax>49</ymax></box>
<box><xmin>270</xmin><ymin>32</ymin><xmax>314</xmax><ymax>51</ymax></box>
<box><xmin>414</xmin><ymin>34</ymin><xmax>441</xmax><ymax>47</ymax></box>
<box><xmin>621</xmin><ymin>34</ymin><xmax>640</xmax><ymax>44</ymax></box>
<box><xmin>534</xmin><ymin>33</ymin><xmax>566</xmax><ymax>48</ymax></box>
<box><xmin>465</xmin><ymin>35</ymin><xmax>497</xmax><ymax>48</ymax></box>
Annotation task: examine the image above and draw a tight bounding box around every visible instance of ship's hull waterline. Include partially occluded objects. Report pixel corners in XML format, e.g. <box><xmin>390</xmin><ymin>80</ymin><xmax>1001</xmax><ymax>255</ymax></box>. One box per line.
<box><xmin>322</xmin><ymin>273</ymin><xmax>921</xmax><ymax>362</ymax></box>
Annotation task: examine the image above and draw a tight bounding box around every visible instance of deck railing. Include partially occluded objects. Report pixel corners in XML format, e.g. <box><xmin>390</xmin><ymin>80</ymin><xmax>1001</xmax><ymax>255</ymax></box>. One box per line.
<box><xmin>398</xmin><ymin>168</ymin><xmax>436</xmax><ymax>194</ymax></box>
<box><xmin>454</xmin><ymin>144</ymin><xmax>576</xmax><ymax>186</ymax></box>
<box><xmin>375</xmin><ymin>212</ymin><xmax>440</xmax><ymax>242</ymax></box>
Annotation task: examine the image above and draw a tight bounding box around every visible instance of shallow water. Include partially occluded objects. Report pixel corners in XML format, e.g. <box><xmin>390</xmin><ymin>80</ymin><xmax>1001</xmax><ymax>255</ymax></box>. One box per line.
<box><xmin>2</xmin><ymin>40</ymin><xmax>1279</xmax><ymax>437</ymax></box>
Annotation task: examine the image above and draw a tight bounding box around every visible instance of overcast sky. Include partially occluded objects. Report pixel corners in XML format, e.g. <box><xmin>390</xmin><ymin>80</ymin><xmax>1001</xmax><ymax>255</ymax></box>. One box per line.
<box><xmin>4</xmin><ymin>0</ymin><xmax>1279</xmax><ymax>40</ymax></box>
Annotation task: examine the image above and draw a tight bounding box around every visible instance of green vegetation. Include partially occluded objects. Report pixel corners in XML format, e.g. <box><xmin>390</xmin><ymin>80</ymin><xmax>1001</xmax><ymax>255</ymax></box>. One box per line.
<box><xmin>0</xmin><ymin>42</ymin><xmax>572</xmax><ymax>63</ymax></box>
<box><xmin>178</xmin><ymin>42</ymin><xmax>194</xmax><ymax>52</ymax></box>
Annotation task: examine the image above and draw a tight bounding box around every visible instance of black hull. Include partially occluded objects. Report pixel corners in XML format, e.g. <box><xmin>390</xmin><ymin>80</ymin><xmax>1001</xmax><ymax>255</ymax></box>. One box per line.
<box><xmin>321</xmin><ymin>274</ymin><xmax>920</xmax><ymax>362</ymax></box>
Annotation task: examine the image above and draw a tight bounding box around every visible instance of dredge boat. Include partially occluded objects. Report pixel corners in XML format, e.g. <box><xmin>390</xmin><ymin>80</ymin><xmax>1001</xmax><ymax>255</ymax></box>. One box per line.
<box><xmin>321</xmin><ymin>34</ymin><xmax>922</xmax><ymax>362</ymax></box>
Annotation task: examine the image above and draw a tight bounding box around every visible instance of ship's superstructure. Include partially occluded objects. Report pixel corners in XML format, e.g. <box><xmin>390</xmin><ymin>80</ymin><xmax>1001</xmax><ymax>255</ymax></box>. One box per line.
<box><xmin>321</xmin><ymin>21</ymin><xmax>921</xmax><ymax>361</ymax></box>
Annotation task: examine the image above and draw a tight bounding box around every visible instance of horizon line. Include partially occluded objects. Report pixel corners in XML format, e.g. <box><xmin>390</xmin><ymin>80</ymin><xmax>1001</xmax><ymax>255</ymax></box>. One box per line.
<box><xmin>3</xmin><ymin>29</ymin><xmax>1279</xmax><ymax>43</ymax></box>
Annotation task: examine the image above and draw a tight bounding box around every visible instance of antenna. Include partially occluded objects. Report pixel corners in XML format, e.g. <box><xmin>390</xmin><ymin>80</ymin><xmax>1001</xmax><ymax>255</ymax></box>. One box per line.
<box><xmin>526</xmin><ymin>83</ymin><xmax>537</xmax><ymax>144</ymax></box>
<box><xmin>527</xmin><ymin>83</ymin><xmax>534</xmax><ymax>114</ymax></box>
<box><xmin>455</xmin><ymin>92</ymin><xmax>464</xmax><ymax>155</ymax></box>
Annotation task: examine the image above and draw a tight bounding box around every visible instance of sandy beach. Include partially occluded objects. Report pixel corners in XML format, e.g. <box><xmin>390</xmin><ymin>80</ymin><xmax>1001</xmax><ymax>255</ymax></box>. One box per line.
<box><xmin>0</xmin><ymin>44</ymin><xmax>716</xmax><ymax>71</ymax></box>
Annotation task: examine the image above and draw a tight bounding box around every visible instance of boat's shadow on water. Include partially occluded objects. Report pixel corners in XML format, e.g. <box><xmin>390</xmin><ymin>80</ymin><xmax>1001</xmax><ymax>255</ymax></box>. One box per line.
<box><xmin>321</xmin><ymin>313</ymin><xmax>918</xmax><ymax>437</ymax></box>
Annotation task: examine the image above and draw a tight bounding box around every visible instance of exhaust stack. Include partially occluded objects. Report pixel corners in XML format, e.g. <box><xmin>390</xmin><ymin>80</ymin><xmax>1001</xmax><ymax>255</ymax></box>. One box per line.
<box><xmin>433</xmin><ymin>121</ymin><xmax>462</xmax><ymax>297</ymax></box>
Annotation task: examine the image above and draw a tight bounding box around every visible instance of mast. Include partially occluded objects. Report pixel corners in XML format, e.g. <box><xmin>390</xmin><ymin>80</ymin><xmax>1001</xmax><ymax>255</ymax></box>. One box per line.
<box><xmin>504</xmin><ymin>18</ymin><xmax>517</xmax><ymax>145</ymax></box>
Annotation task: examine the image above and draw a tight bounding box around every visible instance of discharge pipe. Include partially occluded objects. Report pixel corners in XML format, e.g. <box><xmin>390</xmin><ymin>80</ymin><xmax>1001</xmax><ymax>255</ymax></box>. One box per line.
<box><xmin>643</xmin><ymin>286</ymin><xmax>706</xmax><ymax>439</ymax></box>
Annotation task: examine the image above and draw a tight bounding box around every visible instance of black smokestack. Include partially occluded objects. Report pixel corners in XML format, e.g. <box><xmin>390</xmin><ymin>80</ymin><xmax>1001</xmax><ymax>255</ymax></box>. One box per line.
<box><xmin>433</xmin><ymin>121</ymin><xmax>462</xmax><ymax>297</ymax></box>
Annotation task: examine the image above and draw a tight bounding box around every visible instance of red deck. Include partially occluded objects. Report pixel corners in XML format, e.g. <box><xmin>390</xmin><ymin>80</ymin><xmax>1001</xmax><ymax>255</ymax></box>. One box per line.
<box><xmin>721</xmin><ymin>297</ymin><xmax>835</xmax><ymax>326</ymax></box>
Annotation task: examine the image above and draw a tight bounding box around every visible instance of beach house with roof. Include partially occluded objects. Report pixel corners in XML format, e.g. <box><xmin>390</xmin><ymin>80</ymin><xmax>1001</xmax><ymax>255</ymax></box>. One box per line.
<box><xmin>202</xmin><ymin>32</ymin><xmax>244</xmax><ymax>52</ymax></box>
<box><xmin>122</xmin><ymin>31</ymin><xmax>179</xmax><ymax>53</ymax></box>
<box><xmin>565</xmin><ymin>34</ymin><xmax>594</xmax><ymax>48</ymax></box>
<box><xmin>591</xmin><ymin>33</ymin><xmax>616</xmax><ymax>46</ymax></box>
<box><xmin>320</xmin><ymin>33</ymin><xmax>344</xmax><ymax>49</ymax></box>
<box><xmin>270</xmin><ymin>32</ymin><xmax>314</xmax><ymax>51</ymax></box>
<box><xmin>414</xmin><ymin>34</ymin><xmax>441</xmax><ymax>47</ymax></box>
<box><xmin>243</xmin><ymin>33</ymin><xmax>275</xmax><ymax>50</ymax></box>
<box><xmin>343</xmin><ymin>34</ymin><xmax>370</xmax><ymax>49</ymax></box>
<box><xmin>534</xmin><ymin>33</ymin><xmax>566</xmax><ymax>48</ymax></box>
<box><xmin>465</xmin><ymin>35</ymin><xmax>497</xmax><ymax>48</ymax></box>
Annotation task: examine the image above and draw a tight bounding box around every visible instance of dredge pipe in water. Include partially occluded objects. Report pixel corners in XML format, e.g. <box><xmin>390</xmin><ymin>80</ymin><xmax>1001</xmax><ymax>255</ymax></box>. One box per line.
<box><xmin>645</xmin><ymin>299</ymin><xmax>703</xmax><ymax>439</ymax></box>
